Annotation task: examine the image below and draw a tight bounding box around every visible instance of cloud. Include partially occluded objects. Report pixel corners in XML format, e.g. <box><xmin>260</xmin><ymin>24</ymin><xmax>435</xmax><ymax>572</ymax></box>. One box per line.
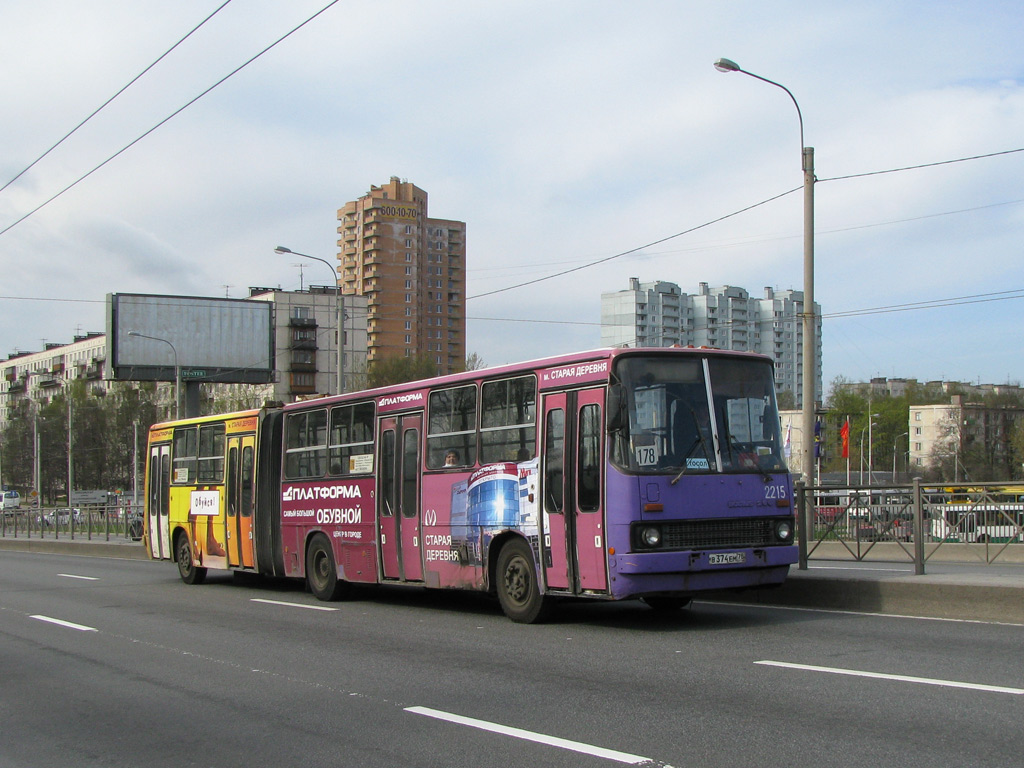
<box><xmin>0</xmin><ymin>0</ymin><xmax>1022</xmax><ymax>391</ymax></box>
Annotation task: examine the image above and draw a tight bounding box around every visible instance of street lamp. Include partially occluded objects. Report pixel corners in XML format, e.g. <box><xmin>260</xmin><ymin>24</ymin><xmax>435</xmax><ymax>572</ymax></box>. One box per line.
<box><xmin>275</xmin><ymin>246</ymin><xmax>344</xmax><ymax>395</ymax></box>
<box><xmin>867</xmin><ymin>412</ymin><xmax>880</xmax><ymax>483</ymax></box>
<box><xmin>128</xmin><ymin>331</ymin><xmax>179</xmax><ymax>419</ymax></box>
<box><xmin>858</xmin><ymin>421</ymin><xmax>877</xmax><ymax>485</ymax></box>
<box><xmin>714</xmin><ymin>57</ymin><xmax>816</xmax><ymax>487</ymax></box>
<box><xmin>893</xmin><ymin>432</ymin><xmax>909</xmax><ymax>482</ymax></box>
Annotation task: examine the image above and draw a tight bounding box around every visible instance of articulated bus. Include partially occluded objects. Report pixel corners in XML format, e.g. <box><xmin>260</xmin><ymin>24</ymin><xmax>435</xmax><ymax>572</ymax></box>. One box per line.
<box><xmin>934</xmin><ymin>486</ymin><xmax>1024</xmax><ymax>544</ymax></box>
<box><xmin>144</xmin><ymin>347</ymin><xmax>797</xmax><ymax>622</ymax></box>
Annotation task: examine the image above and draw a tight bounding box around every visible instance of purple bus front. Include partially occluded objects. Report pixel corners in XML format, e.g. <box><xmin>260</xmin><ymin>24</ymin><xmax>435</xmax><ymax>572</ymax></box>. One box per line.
<box><xmin>602</xmin><ymin>351</ymin><xmax>797</xmax><ymax>603</ymax></box>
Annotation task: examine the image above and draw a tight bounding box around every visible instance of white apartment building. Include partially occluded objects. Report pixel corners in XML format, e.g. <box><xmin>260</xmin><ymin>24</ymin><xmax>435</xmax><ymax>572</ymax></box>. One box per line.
<box><xmin>248</xmin><ymin>286</ymin><xmax>368</xmax><ymax>401</ymax></box>
<box><xmin>909</xmin><ymin>396</ymin><xmax>1024</xmax><ymax>477</ymax></box>
<box><xmin>0</xmin><ymin>333</ymin><xmax>112</xmax><ymax>433</ymax></box>
<box><xmin>601</xmin><ymin>278</ymin><xmax>822</xmax><ymax>407</ymax></box>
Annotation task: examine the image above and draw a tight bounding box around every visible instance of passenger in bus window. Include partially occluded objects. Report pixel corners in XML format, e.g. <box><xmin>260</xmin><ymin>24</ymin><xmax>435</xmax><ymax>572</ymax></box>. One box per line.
<box><xmin>445</xmin><ymin>450</ymin><xmax>459</xmax><ymax>467</ymax></box>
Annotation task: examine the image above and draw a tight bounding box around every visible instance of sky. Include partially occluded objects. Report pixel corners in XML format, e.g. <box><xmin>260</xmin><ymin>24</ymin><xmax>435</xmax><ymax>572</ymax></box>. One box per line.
<box><xmin>1</xmin><ymin>0</ymin><xmax>1022</xmax><ymax>399</ymax></box>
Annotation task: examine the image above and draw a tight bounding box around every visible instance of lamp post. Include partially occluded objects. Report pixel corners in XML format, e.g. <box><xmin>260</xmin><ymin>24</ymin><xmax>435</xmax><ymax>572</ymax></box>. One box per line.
<box><xmin>893</xmin><ymin>432</ymin><xmax>908</xmax><ymax>482</ymax></box>
<box><xmin>867</xmin><ymin>412</ymin><xmax>880</xmax><ymax>484</ymax></box>
<box><xmin>128</xmin><ymin>331</ymin><xmax>179</xmax><ymax>419</ymax></box>
<box><xmin>275</xmin><ymin>246</ymin><xmax>344</xmax><ymax>395</ymax></box>
<box><xmin>858</xmin><ymin>421</ymin><xmax>877</xmax><ymax>485</ymax></box>
<box><xmin>714</xmin><ymin>57</ymin><xmax>816</xmax><ymax>487</ymax></box>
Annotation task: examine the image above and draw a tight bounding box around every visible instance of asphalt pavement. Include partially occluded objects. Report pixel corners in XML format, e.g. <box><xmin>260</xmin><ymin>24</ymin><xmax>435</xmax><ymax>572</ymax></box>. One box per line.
<box><xmin>2</xmin><ymin>534</ymin><xmax>1022</xmax><ymax>624</ymax></box>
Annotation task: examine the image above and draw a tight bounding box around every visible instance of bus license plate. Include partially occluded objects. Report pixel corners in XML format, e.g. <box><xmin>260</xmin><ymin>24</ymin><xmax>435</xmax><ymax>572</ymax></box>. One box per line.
<box><xmin>708</xmin><ymin>552</ymin><xmax>746</xmax><ymax>565</ymax></box>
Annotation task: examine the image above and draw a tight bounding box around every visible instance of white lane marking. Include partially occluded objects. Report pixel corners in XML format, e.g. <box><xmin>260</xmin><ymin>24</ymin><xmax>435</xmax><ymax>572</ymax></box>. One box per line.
<box><xmin>250</xmin><ymin>598</ymin><xmax>338</xmax><ymax>612</ymax></box>
<box><xmin>30</xmin><ymin>615</ymin><xmax>97</xmax><ymax>632</ymax></box>
<box><xmin>58</xmin><ymin>573</ymin><xmax>99</xmax><ymax>581</ymax></box>
<box><xmin>703</xmin><ymin>601</ymin><xmax>1024</xmax><ymax>627</ymax></box>
<box><xmin>406</xmin><ymin>706</ymin><xmax>657</xmax><ymax>765</ymax></box>
<box><xmin>756</xmin><ymin>660</ymin><xmax>1024</xmax><ymax>696</ymax></box>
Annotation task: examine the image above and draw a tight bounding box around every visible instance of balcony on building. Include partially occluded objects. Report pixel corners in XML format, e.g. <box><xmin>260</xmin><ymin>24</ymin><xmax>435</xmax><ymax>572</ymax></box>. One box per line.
<box><xmin>290</xmin><ymin>333</ymin><xmax>318</xmax><ymax>351</ymax></box>
<box><xmin>288</xmin><ymin>374</ymin><xmax>317</xmax><ymax>396</ymax></box>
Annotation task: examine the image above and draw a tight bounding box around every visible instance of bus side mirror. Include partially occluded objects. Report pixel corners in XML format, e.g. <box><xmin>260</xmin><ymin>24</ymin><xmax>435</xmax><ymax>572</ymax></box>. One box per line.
<box><xmin>606</xmin><ymin>384</ymin><xmax>627</xmax><ymax>432</ymax></box>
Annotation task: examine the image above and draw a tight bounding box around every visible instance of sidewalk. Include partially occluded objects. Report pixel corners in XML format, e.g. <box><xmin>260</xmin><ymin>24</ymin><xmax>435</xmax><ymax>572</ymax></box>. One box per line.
<box><xmin>713</xmin><ymin>560</ymin><xmax>1024</xmax><ymax>624</ymax></box>
<box><xmin>3</xmin><ymin>535</ymin><xmax>1023</xmax><ymax>623</ymax></box>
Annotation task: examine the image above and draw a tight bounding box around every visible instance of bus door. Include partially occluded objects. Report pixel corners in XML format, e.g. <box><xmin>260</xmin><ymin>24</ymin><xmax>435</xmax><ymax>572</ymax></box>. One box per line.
<box><xmin>225</xmin><ymin>434</ymin><xmax>256</xmax><ymax>568</ymax></box>
<box><xmin>378</xmin><ymin>413</ymin><xmax>424</xmax><ymax>582</ymax></box>
<box><xmin>573</xmin><ymin>388</ymin><xmax>607</xmax><ymax>591</ymax></box>
<box><xmin>541</xmin><ymin>394</ymin><xmax>570</xmax><ymax>590</ymax></box>
<box><xmin>147</xmin><ymin>443</ymin><xmax>171</xmax><ymax>560</ymax></box>
<box><xmin>541</xmin><ymin>388</ymin><xmax>608</xmax><ymax>594</ymax></box>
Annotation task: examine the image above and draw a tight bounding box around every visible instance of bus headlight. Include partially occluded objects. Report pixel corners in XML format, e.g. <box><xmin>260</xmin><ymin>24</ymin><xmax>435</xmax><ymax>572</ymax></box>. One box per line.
<box><xmin>775</xmin><ymin>520</ymin><xmax>794</xmax><ymax>542</ymax></box>
<box><xmin>640</xmin><ymin>526</ymin><xmax>662</xmax><ymax>548</ymax></box>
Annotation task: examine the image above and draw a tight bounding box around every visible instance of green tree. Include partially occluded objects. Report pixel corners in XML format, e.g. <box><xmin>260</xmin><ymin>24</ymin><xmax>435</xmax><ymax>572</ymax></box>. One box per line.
<box><xmin>1</xmin><ymin>400</ymin><xmax>35</xmax><ymax>494</ymax></box>
<box><xmin>105</xmin><ymin>383</ymin><xmax>159</xmax><ymax>492</ymax></box>
<box><xmin>776</xmin><ymin>389</ymin><xmax>796</xmax><ymax>410</ymax></box>
<box><xmin>463</xmin><ymin>352</ymin><xmax>487</xmax><ymax>372</ymax></box>
<box><xmin>1011</xmin><ymin>419</ymin><xmax>1024</xmax><ymax>480</ymax></box>
<box><xmin>367</xmin><ymin>355</ymin><xmax>438</xmax><ymax>389</ymax></box>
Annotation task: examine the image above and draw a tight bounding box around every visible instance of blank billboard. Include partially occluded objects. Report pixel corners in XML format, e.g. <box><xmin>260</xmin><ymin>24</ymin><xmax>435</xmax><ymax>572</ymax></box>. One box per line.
<box><xmin>107</xmin><ymin>293</ymin><xmax>274</xmax><ymax>384</ymax></box>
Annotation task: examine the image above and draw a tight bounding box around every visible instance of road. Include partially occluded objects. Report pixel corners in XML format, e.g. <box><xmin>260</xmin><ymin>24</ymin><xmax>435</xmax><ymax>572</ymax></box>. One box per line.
<box><xmin>1</xmin><ymin>550</ymin><xmax>1022</xmax><ymax>768</ymax></box>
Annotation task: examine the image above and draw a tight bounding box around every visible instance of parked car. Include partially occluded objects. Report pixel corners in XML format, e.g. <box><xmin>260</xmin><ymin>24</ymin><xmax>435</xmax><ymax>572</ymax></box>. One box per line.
<box><xmin>40</xmin><ymin>508</ymin><xmax>81</xmax><ymax>527</ymax></box>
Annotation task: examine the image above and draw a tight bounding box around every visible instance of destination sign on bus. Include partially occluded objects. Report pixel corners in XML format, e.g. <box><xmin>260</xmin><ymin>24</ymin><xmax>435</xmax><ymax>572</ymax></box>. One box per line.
<box><xmin>539</xmin><ymin>360</ymin><xmax>609</xmax><ymax>389</ymax></box>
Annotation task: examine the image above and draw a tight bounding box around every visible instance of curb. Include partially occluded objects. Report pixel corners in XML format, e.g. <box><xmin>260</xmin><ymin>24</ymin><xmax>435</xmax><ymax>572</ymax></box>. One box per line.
<box><xmin>709</xmin><ymin>574</ymin><xmax>1024</xmax><ymax>624</ymax></box>
<box><xmin>0</xmin><ymin>537</ymin><xmax>151</xmax><ymax>561</ymax></box>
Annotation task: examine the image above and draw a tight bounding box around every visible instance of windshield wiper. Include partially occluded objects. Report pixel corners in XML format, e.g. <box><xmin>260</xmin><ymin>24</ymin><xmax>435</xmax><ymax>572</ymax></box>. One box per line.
<box><xmin>670</xmin><ymin>435</ymin><xmax>712</xmax><ymax>485</ymax></box>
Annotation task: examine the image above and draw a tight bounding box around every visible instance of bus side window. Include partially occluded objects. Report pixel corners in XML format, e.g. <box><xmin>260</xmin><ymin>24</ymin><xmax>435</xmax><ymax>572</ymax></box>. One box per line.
<box><xmin>198</xmin><ymin>424</ymin><xmax>226</xmax><ymax>483</ymax></box>
<box><xmin>578</xmin><ymin>404</ymin><xmax>601</xmax><ymax>512</ymax></box>
<box><xmin>285</xmin><ymin>409</ymin><xmax>327</xmax><ymax>479</ymax></box>
<box><xmin>172</xmin><ymin>427</ymin><xmax>198</xmax><ymax>484</ymax></box>
<box><xmin>427</xmin><ymin>385</ymin><xmax>477</xmax><ymax>468</ymax></box>
<box><xmin>380</xmin><ymin>430</ymin><xmax>396</xmax><ymax>517</ymax></box>
<box><xmin>545</xmin><ymin>409</ymin><xmax>564</xmax><ymax>513</ymax></box>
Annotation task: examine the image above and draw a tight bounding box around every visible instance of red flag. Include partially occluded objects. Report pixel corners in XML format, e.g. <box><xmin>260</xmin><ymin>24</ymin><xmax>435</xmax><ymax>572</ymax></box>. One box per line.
<box><xmin>840</xmin><ymin>419</ymin><xmax>850</xmax><ymax>458</ymax></box>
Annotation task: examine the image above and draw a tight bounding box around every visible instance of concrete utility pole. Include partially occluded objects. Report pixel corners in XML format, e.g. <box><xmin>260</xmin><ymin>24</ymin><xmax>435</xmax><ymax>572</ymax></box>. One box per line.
<box><xmin>714</xmin><ymin>58</ymin><xmax>817</xmax><ymax>486</ymax></box>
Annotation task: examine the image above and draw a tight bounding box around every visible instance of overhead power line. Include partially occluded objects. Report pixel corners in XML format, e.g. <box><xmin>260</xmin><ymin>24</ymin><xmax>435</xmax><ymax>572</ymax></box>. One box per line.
<box><xmin>0</xmin><ymin>1</ymin><xmax>234</xmax><ymax>195</ymax></box>
<box><xmin>467</xmin><ymin>186</ymin><xmax>801</xmax><ymax>300</ymax></box>
<box><xmin>468</xmin><ymin>146</ymin><xmax>1024</xmax><ymax>301</ymax></box>
<box><xmin>0</xmin><ymin>0</ymin><xmax>342</xmax><ymax>239</ymax></box>
<box><xmin>818</xmin><ymin>147</ymin><xmax>1024</xmax><ymax>183</ymax></box>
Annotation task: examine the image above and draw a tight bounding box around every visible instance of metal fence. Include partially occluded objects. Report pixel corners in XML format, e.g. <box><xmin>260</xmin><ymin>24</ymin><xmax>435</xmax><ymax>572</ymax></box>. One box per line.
<box><xmin>796</xmin><ymin>480</ymin><xmax>1024</xmax><ymax>571</ymax></box>
<box><xmin>0</xmin><ymin>504</ymin><xmax>142</xmax><ymax>542</ymax></box>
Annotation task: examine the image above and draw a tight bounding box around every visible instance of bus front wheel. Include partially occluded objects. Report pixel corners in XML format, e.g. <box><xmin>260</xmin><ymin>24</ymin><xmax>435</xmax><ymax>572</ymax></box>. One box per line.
<box><xmin>306</xmin><ymin>535</ymin><xmax>349</xmax><ymax>601</ymax></box>
<box><xmin>176</xmin><ymin>533</ymin><xmax>207</xmax><ymax>585</ymax></box>
<box><xmin>496</xmin><ymin>538</ymin><xmax>550</xmax><ymax>623</ymax></box>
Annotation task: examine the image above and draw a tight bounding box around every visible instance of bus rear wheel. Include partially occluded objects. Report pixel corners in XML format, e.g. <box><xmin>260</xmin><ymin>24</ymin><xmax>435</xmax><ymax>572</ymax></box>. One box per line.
<box><xmin>176</xmin><ymin>533</ymin><xmax>207</xmax><ymax>585</ymax></box>
<box><xmin>306</xmin><ymin>535</ymin><xmax>349</xmax><ymax>601</ymax></box>
<box><xmin>496</xmin><ymin>538</ymin><xmax>550</xmax><ymax>623</ymax></box>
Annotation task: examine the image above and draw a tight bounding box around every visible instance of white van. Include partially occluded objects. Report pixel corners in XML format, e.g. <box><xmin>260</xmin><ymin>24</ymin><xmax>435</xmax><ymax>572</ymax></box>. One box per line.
<box><xmin>1</xmin><ymin>489</ymin><xmax>21</xmax><ymax>512</ymax></box>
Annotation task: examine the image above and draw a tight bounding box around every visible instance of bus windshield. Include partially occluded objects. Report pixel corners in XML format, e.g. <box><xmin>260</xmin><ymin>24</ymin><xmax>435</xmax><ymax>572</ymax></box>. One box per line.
<box><xmin>610</xmin><ymin>355</ymin><xmax>787</xmax><ymax>475</ymax></box>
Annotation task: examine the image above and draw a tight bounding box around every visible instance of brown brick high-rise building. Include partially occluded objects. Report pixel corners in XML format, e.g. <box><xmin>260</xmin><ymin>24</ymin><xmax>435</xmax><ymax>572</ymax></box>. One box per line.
<box><xmin>337</xmin><ymin>177</ymin><xmax>466</xmax><ymax>376</ymax></box>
